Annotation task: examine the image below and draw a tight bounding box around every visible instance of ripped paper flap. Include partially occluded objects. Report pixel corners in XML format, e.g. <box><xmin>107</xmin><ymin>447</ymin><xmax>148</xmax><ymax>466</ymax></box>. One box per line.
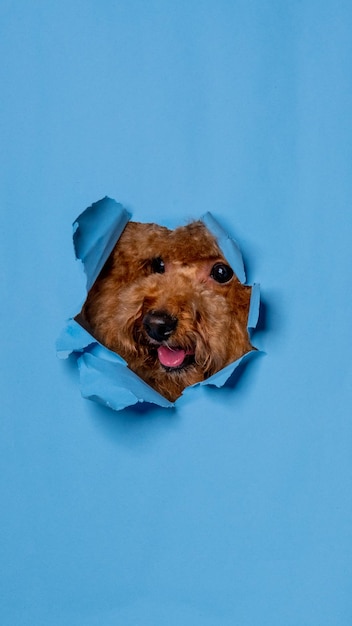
<box><xmin>73</xmin><ymin>197</ymin><xmax>131</xmax><ymax>291</ymax></box>
<box><xmin>201</xmin><ymin>212</ymin><xmax>246</xmax><ymax>283</ymax></box>
<box><xmin>79</xmin><ymin>349</ymin><xmax>173</xmax><ymax>410</ymax></box>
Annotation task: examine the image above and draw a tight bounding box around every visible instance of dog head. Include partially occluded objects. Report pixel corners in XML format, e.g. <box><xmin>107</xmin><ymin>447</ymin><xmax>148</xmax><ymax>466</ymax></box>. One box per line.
<box><xmin>79</xmin><ymin>220</ymin><xmax>253</xmax><ymax>401</ymax></box>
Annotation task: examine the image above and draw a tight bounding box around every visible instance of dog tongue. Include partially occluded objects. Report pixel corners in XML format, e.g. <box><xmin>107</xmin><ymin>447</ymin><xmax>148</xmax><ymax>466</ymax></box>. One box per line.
<box><xmin>157</xmin><ymin>345</ymin><xmax>187</xmax><ymax>368</ymax></box>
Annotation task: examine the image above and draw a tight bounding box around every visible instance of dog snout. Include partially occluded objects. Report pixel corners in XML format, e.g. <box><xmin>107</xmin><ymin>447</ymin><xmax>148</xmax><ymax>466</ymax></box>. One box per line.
<box><xmin>143</xmin><ymin>311</ymin><xmax>178</xmax><ymax>342</ymax></box>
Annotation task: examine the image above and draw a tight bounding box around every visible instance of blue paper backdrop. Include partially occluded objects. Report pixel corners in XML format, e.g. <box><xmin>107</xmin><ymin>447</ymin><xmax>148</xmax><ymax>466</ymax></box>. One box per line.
<box><xmin>1</xmin><ymin>1</ymin><xmax>352</xmax><ymax>624</ymax></box>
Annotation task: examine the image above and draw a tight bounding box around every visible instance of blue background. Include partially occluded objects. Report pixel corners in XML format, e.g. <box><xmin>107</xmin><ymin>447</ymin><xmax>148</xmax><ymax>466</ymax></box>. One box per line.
<box><xmin>1</xmin><ymin>1</ymin><xmax>352</xmax><ymax>624</ymax></box>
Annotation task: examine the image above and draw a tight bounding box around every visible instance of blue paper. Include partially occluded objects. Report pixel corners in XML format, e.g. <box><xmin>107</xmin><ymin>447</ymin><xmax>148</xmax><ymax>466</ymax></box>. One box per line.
<box><xmin>73</xmin><ymin>197</ymin><xmax>131</xmax><ymax>291</ymax></box>
<box><xmin>57</xmin><ymin>197</ymin><xmax>260</xmax><ymax>410</ymax></box>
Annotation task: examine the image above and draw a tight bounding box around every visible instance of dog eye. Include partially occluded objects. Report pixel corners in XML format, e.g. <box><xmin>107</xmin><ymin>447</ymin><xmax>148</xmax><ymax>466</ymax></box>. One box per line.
<box><xmin>151</xmin><ymin>257</ymin><xmax>165</xmax><ymax>274</ymax></box>
<box><xmin>210</xmin><ymin>263</ymin><xmax>234</xmax><ymax>283</ymax></box>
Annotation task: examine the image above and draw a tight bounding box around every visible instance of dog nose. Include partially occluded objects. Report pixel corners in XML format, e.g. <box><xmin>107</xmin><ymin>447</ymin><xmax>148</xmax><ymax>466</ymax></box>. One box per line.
<box><xmin>143</xmin><ymin>311</ymin><xmax>178</xmax><ymax>342</ymax></box>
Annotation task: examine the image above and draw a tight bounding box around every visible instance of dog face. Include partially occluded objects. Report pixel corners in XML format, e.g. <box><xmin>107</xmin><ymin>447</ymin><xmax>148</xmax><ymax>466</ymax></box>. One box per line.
<box><xmin>78</xmin><ymin>220</ymin><xmax>253</xmax><ymax>402</ymax></box>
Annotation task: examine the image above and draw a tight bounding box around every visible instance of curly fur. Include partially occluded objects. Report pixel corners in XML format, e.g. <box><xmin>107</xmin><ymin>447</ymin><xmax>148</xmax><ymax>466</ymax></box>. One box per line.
<box><xmin>78</xmin><ymin>220</ymin><xmax>254</xmax><ymax>402</ymax></box>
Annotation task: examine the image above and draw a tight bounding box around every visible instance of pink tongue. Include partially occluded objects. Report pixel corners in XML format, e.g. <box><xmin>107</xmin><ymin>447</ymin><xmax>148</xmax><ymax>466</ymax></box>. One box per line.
<box><xmin>157</xmin><ymin>345</ymin><xmax>187</xmax><ymax>368</ymax></box>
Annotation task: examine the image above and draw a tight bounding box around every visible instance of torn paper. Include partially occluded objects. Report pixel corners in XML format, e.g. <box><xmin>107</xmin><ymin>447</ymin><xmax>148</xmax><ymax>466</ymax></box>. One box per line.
<box><xmin>57</xmin><ymin>197</ymin><xmax>260</xmax><ymax>411</ymax></box>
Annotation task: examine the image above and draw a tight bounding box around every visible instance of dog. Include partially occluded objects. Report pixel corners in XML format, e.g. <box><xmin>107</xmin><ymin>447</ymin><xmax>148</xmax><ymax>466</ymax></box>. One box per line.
<box><xmin>77</xmin><ymin>220</ymin><xmax>254</xmax><ymax>402</ymax></box>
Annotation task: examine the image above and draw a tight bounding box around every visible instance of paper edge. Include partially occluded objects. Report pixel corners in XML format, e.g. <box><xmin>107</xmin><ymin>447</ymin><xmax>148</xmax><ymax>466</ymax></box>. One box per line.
<box><xmin>73</xmin><ymin>196</ymin><xmax>132</xmax><ymax>291</ymax></box>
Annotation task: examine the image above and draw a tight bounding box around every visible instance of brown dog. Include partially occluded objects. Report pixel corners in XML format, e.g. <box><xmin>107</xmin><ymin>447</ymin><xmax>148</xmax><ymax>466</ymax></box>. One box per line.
<box><xmin>78</xmin><ymin>220</ymin><xmax>254</xmax><ymax>402</ymax></box>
